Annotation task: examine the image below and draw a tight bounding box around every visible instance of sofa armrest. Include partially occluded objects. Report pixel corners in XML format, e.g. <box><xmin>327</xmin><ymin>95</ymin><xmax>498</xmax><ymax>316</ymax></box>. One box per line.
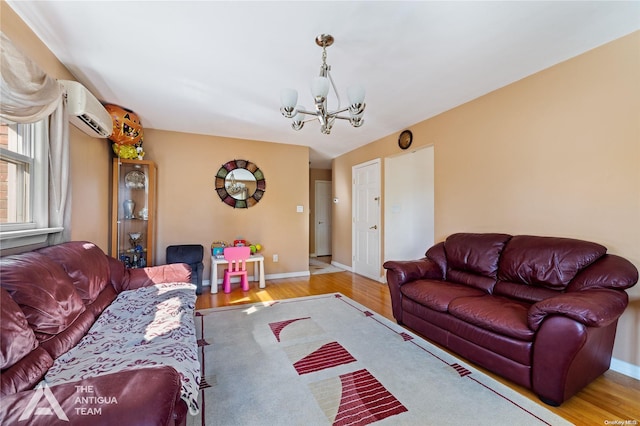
<box><xmin>383</xmin><ymin>258</ymin><xmax>443</xmax><ymax>286</ymax></box>
<box><xmin>124</xmin><ymin>264</ymin><xmax>192</xmax><ymax>292</ymax></box>
<box><xmin>383</xmin><ymin>258</ymin><xmax>443</xmax><ymax>323</ymax></box>
<box><xmin>108</xmin><ymin>256</ymin><xmax>192</xmax><ymax>292</ymax></box>
<box><xmin>528</xmin><ymin>289</ymin><xmax>628</xmax><ymax>331</ymax></box>
<box><xmin>566</xmin><ymin>254</ymin><xmax>638</xmax><ymax>292</ymax></box>
<box><xmin>0</xmin><ymin>366</ymin><xmax>185</xmax><ymax>426</ymax></box>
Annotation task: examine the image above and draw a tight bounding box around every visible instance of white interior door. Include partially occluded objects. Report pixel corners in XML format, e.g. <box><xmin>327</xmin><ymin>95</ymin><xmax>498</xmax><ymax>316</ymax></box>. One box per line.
<box><xmin>352</xmin><ymin>159</ymin><xmax>381</xmax><ymax>281</ymax></box>
<box><xmin>384</xmin><ymin>146</ymin><xmax>435</xmax><ymax>262</ymax></box>
<box><xmin>315</xmin><ymin>180</ymin><xmax>332</xmax><ymax>256</ymax></box>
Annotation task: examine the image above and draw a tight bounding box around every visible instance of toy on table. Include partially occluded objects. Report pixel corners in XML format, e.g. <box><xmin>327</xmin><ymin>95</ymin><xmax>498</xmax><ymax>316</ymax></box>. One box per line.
<box><xmin>211</xmin><ymin>239</ymin><xmax>262</xmax><ymax>257</ymax></box>
<box><xmin>211</xmin><ymin>241</ymin><xmax>227</xmax><ymax>257</ymax></box>
<box><xmin>234</xmin><ymin>238</ymin><xmax>262</xmax><ymax>254</ymax></box>
<box><xmin>212</xmin><ymin>239</ymin><xmax>262</xmax><ymax>258</ymax></box>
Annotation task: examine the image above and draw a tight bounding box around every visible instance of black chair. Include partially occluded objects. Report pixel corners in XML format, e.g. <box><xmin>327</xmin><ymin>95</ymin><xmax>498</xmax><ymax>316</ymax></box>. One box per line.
<box><xmin>166</xmin><ymin>244</ymin><xmax>204</xmax><ymax>295</ymax></box>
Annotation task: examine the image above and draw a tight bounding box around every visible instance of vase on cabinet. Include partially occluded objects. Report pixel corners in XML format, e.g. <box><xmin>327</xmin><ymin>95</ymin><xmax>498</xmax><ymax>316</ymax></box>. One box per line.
<box><xmin>123</xmin><ymin>200</ymin><xmax>135</xmax><ymax>219</ymax></box>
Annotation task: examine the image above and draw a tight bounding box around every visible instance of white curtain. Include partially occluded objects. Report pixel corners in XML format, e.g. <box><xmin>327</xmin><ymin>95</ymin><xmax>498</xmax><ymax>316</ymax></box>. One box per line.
<box><xmin>0</xmin><ymin>32</ymin><xmax>71</xmax><ymax>243</ymax></box>
<box><xmin>48</xmin><ymin>97</ymin><xmax>71</xmax><ymax>244</ymax></box>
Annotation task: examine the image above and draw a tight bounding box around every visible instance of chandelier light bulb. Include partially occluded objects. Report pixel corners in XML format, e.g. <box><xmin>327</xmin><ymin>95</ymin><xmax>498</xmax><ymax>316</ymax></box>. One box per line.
<box><xmin>311</xmin><ymin>76</ymin><xmax>330</xmax><ymax>99</ymax></box>
<box><xmin>292</xmin><ymin>111</ymin><xmax>305</xmax><ymax>130</ymax></box>
<box><xmin>347</xmin><ymin>85</ymin><xmax>365</xmax><ymax>105</ymax></box>
<box><xmin>280</xmin><ymin>88</ymin><xmax>298</xmax><ymax>109</ymax></box>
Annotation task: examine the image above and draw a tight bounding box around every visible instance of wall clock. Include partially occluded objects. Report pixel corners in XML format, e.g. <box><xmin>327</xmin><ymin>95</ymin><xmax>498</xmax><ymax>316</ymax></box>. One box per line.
<box><xmin>398</xmin><ymin>130</ymin><xmax>413</xmax><ymax>150</ymax></box>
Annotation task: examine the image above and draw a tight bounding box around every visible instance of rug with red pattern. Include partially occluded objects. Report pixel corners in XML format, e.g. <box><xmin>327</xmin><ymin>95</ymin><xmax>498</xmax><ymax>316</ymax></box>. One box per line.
<box><xmin>189</xmin><ymin>293</ymin><xmax>570</xmax><ymax>426</ymax></box>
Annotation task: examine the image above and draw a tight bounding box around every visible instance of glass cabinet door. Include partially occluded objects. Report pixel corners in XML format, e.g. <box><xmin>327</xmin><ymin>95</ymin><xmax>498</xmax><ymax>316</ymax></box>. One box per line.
<box><xmin>111</xmin><ymin>158</ymin><xmax>156</xmax><ymax>267</ymax></box>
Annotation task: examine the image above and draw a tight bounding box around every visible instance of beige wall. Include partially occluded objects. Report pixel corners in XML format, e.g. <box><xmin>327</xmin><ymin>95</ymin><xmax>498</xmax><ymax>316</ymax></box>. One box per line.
<box><xmin>144</xmin><ymin>129</ymin><xmax>309</xmax><ymax>282</ymax></box>
<box><xmin>334</xmin><ymin>31</ymin><xmax>640</xmax><ymax>365</ymax></box>
<box><xmin>3</xmin><ymin>1</ymin><xmax>310</xmax><ymax>281</ymax></box>
<box><xmin>1</xmin><ymin>1</ymin><xmax>112</xmax><ymax>251</ymax></box>
<box><xmin>309</xmin><ymin>168</ymin><xmax>332</xmax><ymax>254</ymax></box>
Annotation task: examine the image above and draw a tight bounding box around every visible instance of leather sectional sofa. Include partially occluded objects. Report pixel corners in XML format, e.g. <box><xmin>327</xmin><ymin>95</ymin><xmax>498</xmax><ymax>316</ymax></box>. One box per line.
<box><xmin>383</xmin><ymin>233</ymin><xmax>638</xmax><ymax>406</ymax></box>
<box><xmin>0</xmin><ymin>241</ymin><xmax>199</xmax><ymax>425</ymax></box>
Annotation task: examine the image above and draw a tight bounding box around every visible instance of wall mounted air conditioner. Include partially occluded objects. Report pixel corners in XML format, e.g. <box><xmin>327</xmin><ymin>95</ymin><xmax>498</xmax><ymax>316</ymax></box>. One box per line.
<box><xmin>60</xmin><ymin>80</ymin><xmax>112</xmax><ymax>138</ymax></box>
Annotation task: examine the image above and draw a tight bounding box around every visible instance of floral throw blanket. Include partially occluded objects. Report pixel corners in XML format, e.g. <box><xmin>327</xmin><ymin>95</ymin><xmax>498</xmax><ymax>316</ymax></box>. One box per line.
<box><xmin>45</xmin><ymin>282</ymin><xmax>201</xmax><ymax>414</ymax></box>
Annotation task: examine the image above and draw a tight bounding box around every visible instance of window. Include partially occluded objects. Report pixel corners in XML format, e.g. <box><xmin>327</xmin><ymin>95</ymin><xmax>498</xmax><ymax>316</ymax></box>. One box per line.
<box><xmin>0</xmin><ymin>119</ymin><xmax>52</xmax><ymax>249</ymax></box>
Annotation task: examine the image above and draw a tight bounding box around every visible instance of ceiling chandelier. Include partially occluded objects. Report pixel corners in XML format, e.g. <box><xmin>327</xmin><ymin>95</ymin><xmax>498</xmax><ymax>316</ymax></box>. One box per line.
<box><xmin>280</xmin><ymin>34</ymin><xmax>365</xmax><ymax>135</ymax></box>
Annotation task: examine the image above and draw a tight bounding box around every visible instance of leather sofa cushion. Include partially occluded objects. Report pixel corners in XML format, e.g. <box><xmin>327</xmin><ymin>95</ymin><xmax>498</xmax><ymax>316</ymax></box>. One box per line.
<box><xmin>493</xmin><ymin>280</ymin><xmax>559</xmax><ymax>303</ymax></box>
<box><xmin>0</xmin><ymin>347</ymin><xmax>53</xmax><ymax>396</ymax></box>
<box><xmin>84</xmin><ymin>284</ymin><xmax>118</xmax><ymax>318</ymax></box>
<box><xmin>446</xmin><ymin>316</ymin><xmax>533</xmax><ymax>366</ymax></box>
<box><xmin>40</xmin><ymin>309</ymin><xmax>96</xmax><ymax>360</ymax></box>
<box><xmin>0</xmin><ymin>289</ymin><xmax>38</xmax><ymax>369</ymax></box>
<box><xmin>498</xmin><ymin>235</ymin><xmax>606</xmax><ymax>290</ymax></box>
<box><xmin>401</xmin><ymin>280</ymin><xmax>485</xmax><ymax>312</ymax></box>
<box><xmin>444</xmin><ymin>233</ymin><xmax>511</xmax><ymax>291</ymax></box>
<box><xmin>446</xmin><ymin>270</ymin><xmax>496</xmax><ymax>293</ymax></box>
<box><xmin>0</xmin><ymin>253</ymin><xmax>85</xmax><ymax>341</ymax></box>
<box><xmin>39</xmin><ymin>287</ymin><xmax>117</xmax><ymax>360</ymax></box>
<box><xmin>38</xmin><ymin>241</ymin><xmax>110</xmax><ymax>305</ymax></box>
<box><xmin>448</xmin><ymin>295</ymin><xmax>535</xmax><ymax>341</ymax></box>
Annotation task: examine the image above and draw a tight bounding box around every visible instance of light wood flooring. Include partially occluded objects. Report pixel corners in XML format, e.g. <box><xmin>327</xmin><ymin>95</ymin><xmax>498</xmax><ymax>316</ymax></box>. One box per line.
<box><xmin>196</xmin><ymin>270</ymin><xmax>640</xmax><ymax>425</ymax></box>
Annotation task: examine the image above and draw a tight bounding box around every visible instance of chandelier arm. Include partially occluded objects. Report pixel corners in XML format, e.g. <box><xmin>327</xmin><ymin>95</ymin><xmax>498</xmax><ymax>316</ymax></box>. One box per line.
<box><xmin>295</xmin><ymin>108</ymin><xmax>318</xmax><ymax>116</ymax></box>
<box><xmin>327</xmin><ymin>106</ymin><xmax>351</xmax><ymax>116</ymax></box>
<box><xmin>326</xmin><ymin>71</ymin><xmax>342</xmax><ymax>111</ymax></box>
<box><xmin>332</xmin><ymin>115</ymin><xmax>353</xmax><ymax>121</ymax></box>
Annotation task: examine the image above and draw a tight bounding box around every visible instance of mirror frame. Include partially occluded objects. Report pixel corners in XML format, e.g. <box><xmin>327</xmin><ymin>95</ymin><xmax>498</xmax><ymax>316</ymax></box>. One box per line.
<box><xmin>215</xmin><ymin>159</ymin><xmax>266</xmax><ymax>208</ymax></box>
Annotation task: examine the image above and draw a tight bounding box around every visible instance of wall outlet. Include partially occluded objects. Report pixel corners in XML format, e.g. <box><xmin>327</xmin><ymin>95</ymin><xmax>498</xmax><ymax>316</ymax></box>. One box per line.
<box><xmin>273</xmin><ymin>254</ymin><xmax>278</xmax><ymax>262</ymax></box>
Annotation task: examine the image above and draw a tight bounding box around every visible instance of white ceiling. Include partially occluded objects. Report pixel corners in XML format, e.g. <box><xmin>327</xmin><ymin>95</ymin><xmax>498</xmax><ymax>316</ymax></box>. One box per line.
<box><xmin>7</xmin><ymin>1</ymin><xmax>640</xmax><ymax>169</ymax></box>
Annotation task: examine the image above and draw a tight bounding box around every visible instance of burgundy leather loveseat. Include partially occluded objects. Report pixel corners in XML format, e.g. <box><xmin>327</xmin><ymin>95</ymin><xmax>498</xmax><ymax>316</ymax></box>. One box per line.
<box><xmin>0</xmin><ymin>241</ymin><xmax>199</xmax><ymax>425</ymax></box>
<box><xmin>383</xmin><ymin>233</ymin><xmax>638</xmax><ymax>406</ymax></box>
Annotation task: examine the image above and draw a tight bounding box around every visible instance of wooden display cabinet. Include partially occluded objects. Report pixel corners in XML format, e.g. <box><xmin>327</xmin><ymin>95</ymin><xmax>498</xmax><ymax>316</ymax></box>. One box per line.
<box><xmin>110</xmin><ymin>158</ymin><xmax>156</xmax><ymax>267</ymax></box>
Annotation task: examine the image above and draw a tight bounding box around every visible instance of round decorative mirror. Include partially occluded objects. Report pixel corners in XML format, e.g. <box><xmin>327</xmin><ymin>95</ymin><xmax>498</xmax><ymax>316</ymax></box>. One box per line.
<box><xmin>215</xmin><ymin>159</ymin><xmax>266</xmax><ymax>208</ymax></box>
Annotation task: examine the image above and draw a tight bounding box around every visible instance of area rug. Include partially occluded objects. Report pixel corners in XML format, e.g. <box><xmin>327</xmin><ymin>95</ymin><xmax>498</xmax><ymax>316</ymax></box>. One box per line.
<box><xmin>309</xmin><ymin>258</ymin><xmax>345</xmax><ymax>275</ymax></box>
<box><xmin>188</xmin><ymin>293</ymin><xmax>572</xmax><ymax>426</ymax></box>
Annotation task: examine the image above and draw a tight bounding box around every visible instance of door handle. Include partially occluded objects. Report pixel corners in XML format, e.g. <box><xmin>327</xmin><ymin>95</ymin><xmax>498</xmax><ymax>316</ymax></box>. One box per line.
<box><xmin>369</xmin><ymin>225</ymin><xmax>377</xmax><ymax>230</ymax></box>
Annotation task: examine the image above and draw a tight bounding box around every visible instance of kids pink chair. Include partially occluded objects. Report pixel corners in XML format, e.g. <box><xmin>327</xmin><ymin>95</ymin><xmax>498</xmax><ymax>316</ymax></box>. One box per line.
<box><xmin>222</xmin><ymin>246</ymin><xmax>251</xmax><ymax>293</ymax></box>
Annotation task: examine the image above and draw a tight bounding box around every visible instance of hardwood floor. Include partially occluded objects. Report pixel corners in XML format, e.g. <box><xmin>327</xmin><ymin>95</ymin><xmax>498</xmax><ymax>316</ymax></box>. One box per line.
<box><xmin>196</xmin><ymin>271</ymin><xmax>640</xmax><ymax>424</ymax></box>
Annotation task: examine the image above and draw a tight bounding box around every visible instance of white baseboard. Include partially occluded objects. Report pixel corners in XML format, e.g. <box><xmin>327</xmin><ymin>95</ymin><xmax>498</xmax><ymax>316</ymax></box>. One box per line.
<box><xmin>330</xmin><ymin>261</ymin><xmax>384</xmax><ymax>282</ymax></box>
<box><xmin>610</xmin><ymin>357</ymin><xmax>640</xmax><ymax>380</ymax></box>
<box><xmin>266</xmin><ymin>271</ymin><xmax>310</xmax><ymax>280</ymax></box>
<box><xmin>331</xmin><ymin>261</ymin><xmax>351</xmax><ymax>272</ymax></box>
